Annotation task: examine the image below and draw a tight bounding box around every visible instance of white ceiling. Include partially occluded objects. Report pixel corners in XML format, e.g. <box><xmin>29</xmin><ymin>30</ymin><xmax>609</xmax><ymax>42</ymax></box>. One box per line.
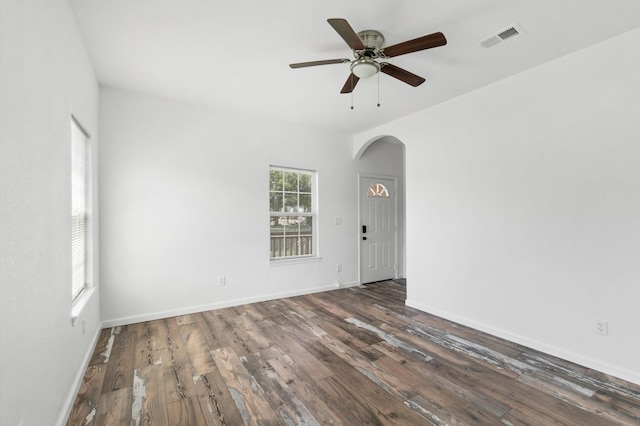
<box><xmin>69</xmin><ymin>0</ymin><xmax>640</xmax><ymax>134</ymax></box>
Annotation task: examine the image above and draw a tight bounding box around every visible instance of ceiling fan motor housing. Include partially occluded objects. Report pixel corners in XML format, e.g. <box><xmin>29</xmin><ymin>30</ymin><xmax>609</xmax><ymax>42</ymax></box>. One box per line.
<box><xmin>357</xmin><ymin>30</ymin><xmax>385</xmax><ymax>50</ymax></box>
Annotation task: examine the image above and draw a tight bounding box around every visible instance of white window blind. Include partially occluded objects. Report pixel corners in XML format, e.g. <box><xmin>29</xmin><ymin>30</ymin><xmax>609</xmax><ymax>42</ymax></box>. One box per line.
<box><xmin>71</xmin><ymin>117</ymin><xmax>89</xmax><ymax>301</ymax></box>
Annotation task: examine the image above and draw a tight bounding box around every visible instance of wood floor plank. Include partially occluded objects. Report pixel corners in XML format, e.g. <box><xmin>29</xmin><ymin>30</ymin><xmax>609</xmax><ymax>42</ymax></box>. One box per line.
<box><xmin>305</xmin><ymin>292</ymin><xmax>354</xmax><ymax>319</ymax></box>
<box><xmin>162</xmin><ymin>319</ymin><xmax>198</xmax><ymax>403</ymax></box>
<box><xmin>379</xmin><ymin>319</ymin><xmax>486</xmax><ymax>371</ymax></box>
<box><xmin>88</xmin><ymin>328</ymin><xmax>114</xmax><ymax>367</ymax></box>
<box><xmin>591</xmin><ymin>390</ymin><xmax>640</xmax><ymax>424</ymax></box>
<box><xmin>499</xmin><ymin>406</ymin><xmax>568</xmax><ymax>426</ymax></box>
<box><xmin>311</xmin><ymin>313</ymin><xmax>386</xmax><ymax>361</ymax></box>
<box><xmin>100</xmin><ymin>325</ymin><xmax>137</xmax><ymax>394</ymax></box>
<box><xmin>211</xmin><ymin>347</ymin><xmax>280</xmax><ymax>423</ymax></box>
<box><xmin>318</xmin><ymin>329</ymin><xmax>418</xmax><ymax>400</ymax></box>
<box><xmin>319</xmin><ymin>353</ymin><xmax>430</xmax><ymax>424</ymax></box>
<box><xmin>167</xmin><ymin>396</ymin><xmax>209</xmax><ymax>426</ymax></box>
<box><xmin>281</xmin><ymin>296</ymin><xmax>319</xmax><ymax>318</ymax></box>
<box><xmin>320</xmin><ymin>289</ymin><xmax>390</xmax><ymax>327</ymax></box>
<box><xmin>242</xmin><ymin>351</ymin><xmax>320</xmax><ymax>424</ymax></box>
<box><xmin>70</xmin><ymin>280</ymin><xmax>640</xmax><ymax>426</ymax></box>
<box><xmin>516</xmin><ymin>372</ymin><xmax>635</xmax><ymax>425</ymax></box>
<box><xmin>373</xmin><ymin>304</ymin><xmax>524</xmax><ymax>358</ymax></box>
<box><xmin>148</xmin><ymin>318</ymin><xmax>170</xmax><ymax>351</ymax></box>
<box><xmin>316</xmin><ymin>374</ymin><xmax>386</xmax><ymax>425</ymax></box>
<box><xmin>229</xmin><ymin>312</ymin><xmax>273</xmax><ymax>352</ymax></box>
<box><xmin>307</xmin><ymin>306</ymin><xmax>385</xmax><ymax>347</ymax></box>
<box><xmin>386</xmin><ymin>319</ymin><xmax>522</xmax><ymax>379</ymax></box>
<box><xmin>174</xmin><ymin>314</ymin><xmax>195</xmax><ymax>326</ymax></box>
<box><xmin>267</xmin><ymin>355</ymin><xmax>346</xmax><ymax>425</ymax></box>
<box><xmin>406</xmin><ymin>393</ymin><xmax>504</xmax><ymax>426</ymax></box>
<box><xmin>193</xmin><ymin>368</ymin><xmax>245</xmax><ymax>426</ymax></box>
<box><xmin>132</xmin><ymin>364</ymin><xmax>170</xmax><ymax>426</ymax></box>
<box><xmin>236</xmin><ymin>300</ymin><xmax>283</xmax><ymax>323</ymax></box>
<box><xmin>267</xmin><ymin>327</ymin><xmax>335</xmax><ymax>381</ymax></box>
<box><xmin>178</xmin><ymin>322</ymin><xmax>216</xmax><ymax>376</ymax></box>
<box><xmin>67</xmin><ymin>364</ymin><xmax>106</xmax><ymax>426</ymax></box>
<box><xmin>267</xmin><ymin>309</ymin><xmax>341</xmax><ymax>361</ymax></box>
<box><xmin>130</xmin><ymin>322</ymin><xmax>152</xmax><ymax>371</ymax></box>
<box><xmin>94</xmin><ymin>388</ymin><xmax>132</xmax><ymax>426</ymax></box>
<box><xmin>375</xmin><ymin>355</ymin><xmax>508</xmax><ymax>424</ymax></box>
<box><xmin>423</xmin><ymin>357</ymin><xmax>616</xmax><ymax>426</ymax></box>
<box><xmin>200</xmin><ymin>309</ymin><xmax>252</xmax><ymax>356</ymax></box>
<box><xmin>191</xmin><ymin>312</ymin><xmax>226</xmax><ymax>353</ymax></box>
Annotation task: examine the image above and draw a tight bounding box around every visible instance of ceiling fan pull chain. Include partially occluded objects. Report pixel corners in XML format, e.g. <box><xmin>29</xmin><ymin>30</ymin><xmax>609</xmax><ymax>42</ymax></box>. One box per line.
<box><xmin>377</xmin><ymin>71</ymin><xmax>381</xmax><ymax>107</ymax></box>
<box><xmin>351</xmin><ymin>76</ymin><xmax>354</xmax><ymax>110</ymax></box>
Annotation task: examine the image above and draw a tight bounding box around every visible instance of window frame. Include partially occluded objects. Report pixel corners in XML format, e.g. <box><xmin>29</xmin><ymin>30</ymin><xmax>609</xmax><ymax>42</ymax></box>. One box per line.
<box><xmin>269</xmin><ymin>166</ymin><xmax>318</xmax><ymax>262</ymax></box>
<box><xmin>71</xmin><ymin>115</ymin><xmax>91</xmax><ymax>302</ymax></box>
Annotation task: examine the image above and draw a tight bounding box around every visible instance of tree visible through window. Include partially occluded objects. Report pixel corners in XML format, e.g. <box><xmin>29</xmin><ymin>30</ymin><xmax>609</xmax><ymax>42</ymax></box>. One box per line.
<box><xmin>269</xmin><ymin>167</ymin><xmax>315</xmax><ymax>259</ymax></box>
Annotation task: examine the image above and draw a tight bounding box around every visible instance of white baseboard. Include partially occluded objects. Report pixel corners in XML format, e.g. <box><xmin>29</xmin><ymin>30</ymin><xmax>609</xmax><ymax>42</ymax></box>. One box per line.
<box><xmin>406</xmin><ymin>299</ymin><xmax>640</xmax><ymax>386</ymax></box>
<box><xmin>103</xmin><ymin>281</ymin><xmax>361</xmax><ymax>328</ymax></box>
<box><xmin>56</xmin><ymin>325</ymin><xmax>102</xmax><ymax>426</ymax></box>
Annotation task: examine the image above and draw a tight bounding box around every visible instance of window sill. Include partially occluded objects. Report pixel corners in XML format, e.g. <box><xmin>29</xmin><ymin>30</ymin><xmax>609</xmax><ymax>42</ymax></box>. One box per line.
<box><xmin>269</xmin><ymin>256</ymin><xmax>322</xmax><ymax>267</ymax></box>
<box><xmin>71</xmin><ymin>287</ymin><xmax>96</xmax><ymax>326</ymax></box>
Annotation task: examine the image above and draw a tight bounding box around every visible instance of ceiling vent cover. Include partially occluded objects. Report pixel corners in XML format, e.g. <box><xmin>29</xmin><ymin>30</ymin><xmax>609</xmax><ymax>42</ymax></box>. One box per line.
<box><xmin>480</xmin><ymin>24</ymin><xmax>524</xmax><ymax>48</ymax></box>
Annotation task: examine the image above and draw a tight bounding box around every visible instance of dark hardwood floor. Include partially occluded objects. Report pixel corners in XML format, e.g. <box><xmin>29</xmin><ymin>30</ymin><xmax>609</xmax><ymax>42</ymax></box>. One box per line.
<box><xmin>68</xmin><ymin>280</ymin><xmax>640</xmax><ymax>425</ymax></box>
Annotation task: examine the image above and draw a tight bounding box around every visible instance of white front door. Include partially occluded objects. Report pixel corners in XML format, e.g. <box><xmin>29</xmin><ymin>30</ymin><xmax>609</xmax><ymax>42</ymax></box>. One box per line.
<box><xmin>360</xmin><ymin>176</ymin><xmax>397</xmax><ymax>283</ymax></box>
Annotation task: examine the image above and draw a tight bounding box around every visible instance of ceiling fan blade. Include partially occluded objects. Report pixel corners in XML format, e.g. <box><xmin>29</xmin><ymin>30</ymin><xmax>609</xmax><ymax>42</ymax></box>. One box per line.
<box><xmin>380</xmin><ymin>63</ymin><xmax>425</xmax><ymax>87</ymax></box>
<box><xmin>328</xmin><ymin>18</ymin><xmax>365</xmax><ymax>50</ymax></box>
<box><xmin>289</xmin><ymin>59</ymin><xmax>350</xmax><ymax>69</ymax></box>
<box><xmin>340</xmin><ymin>73</ymin><xmax>360</xmax><ymax>93</ymax></box>
<box><xmin>383</xmin><ymin>32</ymin><xmax>447</xmax><ymax>57</ymax></box>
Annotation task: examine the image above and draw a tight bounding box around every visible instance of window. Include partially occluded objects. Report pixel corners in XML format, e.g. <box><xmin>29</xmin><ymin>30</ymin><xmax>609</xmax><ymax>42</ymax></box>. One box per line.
<box><xmin>71</xmin><ymin>117</ymin><xmax>90</xmax><ymax>301</ymax></box>
<box><xmin>368</xmin><ymin>182</ymin><xmax>389</xmax><ymax>198</ymax></box>
<box><xmin>269</xmin><ymin>167</ymin><xmax>316</xmax><ymax>260</ymax></box>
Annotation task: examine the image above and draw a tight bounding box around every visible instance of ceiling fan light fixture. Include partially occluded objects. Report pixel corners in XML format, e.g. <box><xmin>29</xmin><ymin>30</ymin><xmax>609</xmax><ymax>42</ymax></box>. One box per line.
<box><xmin>351</xmin><ymin>58</ymin><xmax>380</xmax><ymax>79</ymax></box>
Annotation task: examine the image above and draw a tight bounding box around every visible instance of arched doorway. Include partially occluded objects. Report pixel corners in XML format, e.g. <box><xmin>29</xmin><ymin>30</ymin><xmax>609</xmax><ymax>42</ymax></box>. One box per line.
<box><xmin>355</xmin><ymin>136</ymin><xmax>406</xmax><ymax>284</ymax></box>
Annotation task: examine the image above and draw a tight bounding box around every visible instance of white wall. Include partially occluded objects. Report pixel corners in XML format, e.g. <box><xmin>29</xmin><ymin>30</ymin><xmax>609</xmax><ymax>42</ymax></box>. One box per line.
<box><xmin>0</xmin><ymin>1</ymin><xmax>101</xmax><ymax>425</ymax></box>
<box><xmin>99</xmin><ymin>87</ymin><xmax>377</xmax><ymax>325</ymax></box>
<box><xmin>354</xmin><ymin>28</ymin><xmax>640</xmax><ymax>384</ymax></box>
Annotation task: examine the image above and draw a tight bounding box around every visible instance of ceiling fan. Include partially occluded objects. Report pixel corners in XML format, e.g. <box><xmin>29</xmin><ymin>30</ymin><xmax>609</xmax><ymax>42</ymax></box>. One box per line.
<box><xmin>289</xmin><ymin>18</ymin><xmax>447</xmax><ymax>94</ymax></box>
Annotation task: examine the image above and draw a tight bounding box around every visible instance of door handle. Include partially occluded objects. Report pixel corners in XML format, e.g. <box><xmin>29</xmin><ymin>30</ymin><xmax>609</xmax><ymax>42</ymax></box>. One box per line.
<box><xmin>362</xmin><ymin>225</ymin><xmax>367</xmax><ymax>234</ymax></box>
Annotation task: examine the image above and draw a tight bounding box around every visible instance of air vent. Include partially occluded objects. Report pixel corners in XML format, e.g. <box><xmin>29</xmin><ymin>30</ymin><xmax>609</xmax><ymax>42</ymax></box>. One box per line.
<box><xmin>480</xmin><ymin>24</ymin><xmax>524</xmax><ymax>48</ymax></box>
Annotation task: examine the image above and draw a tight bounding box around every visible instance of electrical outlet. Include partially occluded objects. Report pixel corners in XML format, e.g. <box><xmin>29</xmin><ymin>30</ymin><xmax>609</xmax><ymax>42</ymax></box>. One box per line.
<box><xmin>336</xmin><ymin>264</ymin><xmax>342</xmax><ymax>272</ymax></box>
<box><xmin>218</xmin><ymin>276</ymin><xmax>226</xmax><ymax>287</ymax></box>
<box><xmin>595</xmin><ymin>320</ymin><xmax>609</xmax><ymax>336</ymax></box>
